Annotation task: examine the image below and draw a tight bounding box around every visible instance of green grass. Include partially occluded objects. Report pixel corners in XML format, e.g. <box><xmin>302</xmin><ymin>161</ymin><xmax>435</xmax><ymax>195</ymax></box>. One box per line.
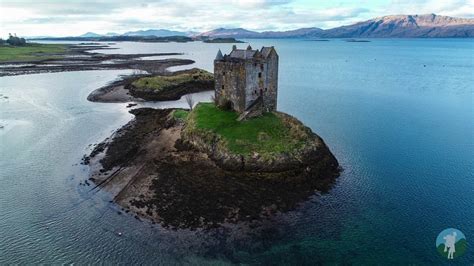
<box><xmin>0</xmin><ymin>43</ymin><xmax>67</xmax><ymax>62</ymax></box>
<box><xmin>188</xmin><ymin>103</ymin><xmax>307</xmax><ymax>156</ymax></box>
<box><xmin>132</xmin><ymin>69</ymin><xmax>213</xmax><ymax>92</ymax></box>
<box><xmin>173</xmin><ymin>109</ymin><xmax>189</xmax><ymax>120</ymax></box>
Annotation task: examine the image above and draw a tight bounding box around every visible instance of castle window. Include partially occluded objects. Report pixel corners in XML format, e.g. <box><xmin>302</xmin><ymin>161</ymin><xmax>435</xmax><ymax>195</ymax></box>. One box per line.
<box><xmin>254</xmin><ymin>63</ymin><xmax>257</xmax><ymax>67</ymax></box>
<box><xmin>260</xmin><ymin>64</ymin><xmax>264</xmax><ymax>70</ymax></box>
<box><xmin>265</xmin><ymin>87</ymin><xmax>267</xmax><ymax>92</ymax></box>
<box><xmin>222</xmin><ymin>85</ymin><xmax>224</xmax><ymax>90</ymax></box>
<box><xmin>258</xmin><ymin>72</ymin><xmax>262</xmax><ymax>78</ymax></box>
<box><xmin>223</xmin><ymin>71</ymin><xmax>225</xmax><ymax>76</ymax></box>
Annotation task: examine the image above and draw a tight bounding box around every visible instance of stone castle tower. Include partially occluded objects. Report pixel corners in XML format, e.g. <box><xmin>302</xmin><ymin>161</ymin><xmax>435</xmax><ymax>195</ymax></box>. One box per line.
<box><xmin>214</xmin><ymin>45</ymin><xmax>278</xmax><ymax>119</ymax></box>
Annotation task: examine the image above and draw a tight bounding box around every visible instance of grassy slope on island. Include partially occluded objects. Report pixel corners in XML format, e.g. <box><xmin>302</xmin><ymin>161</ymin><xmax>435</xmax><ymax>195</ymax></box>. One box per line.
<box><xmin>132</xmin><ymin>69</ymin><xmax>213</xmax><ymax>91</ymax></box>
<box><xmin>129</xmin><ymin>69</ymin><xmax>214</xmax><ymax>101</ymax></box>
<box><xmin>172</xmin><ymin>109</ymin><xmax>189</xmax><ymax>120</ymax></box>
<box><xmin>0</xmin><ymin>43</ymin><xmax>67</xmax><ymax>62</ymax></box>
<box><xmin>186</xmin><ymin>103</ymin><xmax>308</xmax><ymax>156</ymax></box>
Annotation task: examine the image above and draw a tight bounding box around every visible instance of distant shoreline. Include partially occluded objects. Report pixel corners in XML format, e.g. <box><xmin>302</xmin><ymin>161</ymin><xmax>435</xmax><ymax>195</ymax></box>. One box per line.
<box><xmin>0</xmin><ymin>43</ymin><xmax>194</xmax><ymax>77</ymax></box>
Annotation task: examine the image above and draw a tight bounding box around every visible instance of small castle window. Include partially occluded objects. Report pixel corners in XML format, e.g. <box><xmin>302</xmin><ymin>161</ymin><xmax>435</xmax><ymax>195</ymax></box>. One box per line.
<box><xmin>222</xmin><ymin>85</ymin><xmax>224</xmax><ymax>90</ymax></box>
<box><xmin>265</xmin><ymin>87</ymin><xmax>267</xmax><ymax>92</ymax></box>
<box><xmin>254</xmin><ymin>90</ymin><xmax>257</xmax><ymax>94</ymax></box>
<box><xmin>260</xmin><ymin>64</ymin><xmax>264</xmax><ymax>70</ymax></box>
<box><xmin>254</xmin><ymin>63</ymin><xmax>257</xmax><ymax>67</ymax></box>
<box><xmin>258</xmin><ymin>72</ymin><xmax>262</xmax><ymax>78</ymax></box>
<box><xmin>223</xmin><ymin>71</ymin><xmax>225</xmax><ymax>76</ymax></box>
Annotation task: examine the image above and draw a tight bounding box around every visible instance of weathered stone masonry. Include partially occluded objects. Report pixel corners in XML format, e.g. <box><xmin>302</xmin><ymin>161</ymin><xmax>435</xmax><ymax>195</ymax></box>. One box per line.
<box><xmin>214</xmin><ymin>45</ymin><xmax>278</xmax><ymax>117</ymax></box>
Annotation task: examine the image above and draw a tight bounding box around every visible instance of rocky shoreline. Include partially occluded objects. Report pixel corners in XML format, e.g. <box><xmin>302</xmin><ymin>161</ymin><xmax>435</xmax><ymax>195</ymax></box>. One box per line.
<box><xmin>84</xmin><ymin>108</ymin><xmax>340</xmax><ymax>229</ymax></box>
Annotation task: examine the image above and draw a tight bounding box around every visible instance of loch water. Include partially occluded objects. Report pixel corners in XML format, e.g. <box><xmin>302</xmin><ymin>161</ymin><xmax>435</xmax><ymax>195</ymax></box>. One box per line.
<box><xmin>0</xmin><ymin>39</ymin><xmax>473</xmax><ymax>264</ymax></box>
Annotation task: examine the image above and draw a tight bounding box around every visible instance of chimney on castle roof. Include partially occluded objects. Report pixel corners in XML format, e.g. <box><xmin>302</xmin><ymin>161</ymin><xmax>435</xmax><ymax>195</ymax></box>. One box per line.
<box><xmin>246</xmin><ymin>45</ymin><xmax>252</xmax><ymax>50</ymax></box>
<box><xmin>215</xmin><ymin>49</ymin><xmax>223</xmax><ymax>60</ymax></box>
<box><xmin>232</xmin><ymin>45</ymin><xmax>237</xmax><ymax>50</ymax></box>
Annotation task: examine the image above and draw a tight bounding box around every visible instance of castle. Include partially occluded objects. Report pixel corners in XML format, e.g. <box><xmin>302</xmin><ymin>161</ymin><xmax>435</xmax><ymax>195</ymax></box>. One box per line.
<box><xmin>214</xmin><ymin>45</ymin><xmax>278</xmax><ymax>119</ymax></box>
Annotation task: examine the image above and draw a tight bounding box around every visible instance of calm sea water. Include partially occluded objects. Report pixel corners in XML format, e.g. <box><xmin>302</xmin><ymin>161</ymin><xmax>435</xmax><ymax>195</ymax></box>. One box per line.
<box><xmin>1</xmin><ymin>39</ymin><xmax>473</xmax><ymax>264</ymax></box>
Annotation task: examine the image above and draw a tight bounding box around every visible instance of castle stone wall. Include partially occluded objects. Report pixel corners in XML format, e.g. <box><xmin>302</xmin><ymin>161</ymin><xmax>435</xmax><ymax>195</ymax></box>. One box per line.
<box><xmin>214</xmin><ymin>47</ymin><xmax>278</xmax><ymax>115</ymax></box>
<box><xmin>264</xmin><ymin>51</ymin><xmax>278</xmax><ymax>112</ymax></box>
<box><xmin>214</xmin><ymin>60</ymin><xmax>246</xmax><ymax>112</ymax></box>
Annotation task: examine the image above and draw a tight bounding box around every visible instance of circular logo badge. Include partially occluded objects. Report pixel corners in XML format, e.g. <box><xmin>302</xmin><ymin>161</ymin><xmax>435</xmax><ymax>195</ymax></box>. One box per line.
<box><xmin>436</xmin><ymin>228</ymin><xmax>467</xmax><ymax>259</ymax></box>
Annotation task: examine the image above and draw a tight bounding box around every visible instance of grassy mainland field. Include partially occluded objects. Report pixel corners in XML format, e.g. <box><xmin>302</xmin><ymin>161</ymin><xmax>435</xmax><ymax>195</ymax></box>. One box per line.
<box><xmin>187</xmin><ymin>103</ymin><xmax>308</xmax><ymax>156</ymax></box>
<box><xmin>0</xmin><ymin>43</ymin><xmax>67</xmax><ymax>62</ymax></box>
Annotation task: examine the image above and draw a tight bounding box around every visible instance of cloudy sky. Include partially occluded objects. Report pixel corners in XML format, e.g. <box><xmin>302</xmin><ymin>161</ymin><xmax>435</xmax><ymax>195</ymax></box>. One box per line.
<box><xmin>1</xmin><ymin>0</ymin><xmax>473</xmax><ymax>37</ymax></box>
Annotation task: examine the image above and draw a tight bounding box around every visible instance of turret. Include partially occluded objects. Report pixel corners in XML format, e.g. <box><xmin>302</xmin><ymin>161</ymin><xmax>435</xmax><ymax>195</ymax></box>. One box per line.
<box><xmin>215</xmin><ymin>49</ymin><xmax>223</xmax><ymax>61</ymax></box>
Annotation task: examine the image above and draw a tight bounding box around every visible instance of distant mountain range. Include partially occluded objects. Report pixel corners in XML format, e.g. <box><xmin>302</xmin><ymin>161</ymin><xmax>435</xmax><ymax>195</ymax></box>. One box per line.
<box><xmin>195</xmin><ymin>27</ymin><xmax>325</xmax><ymax>38</ymax></box>
<box><xmin>320</xmin><ymin>14</ymin><xmax>474</xmax><ymax>38</ymax></box>
<box><xmin>79</xmin><ymin>32</ymin><xmax>103</xmax><ymax>38</ymax></box>
<box><xmin>122</xmin><ymin>29</ymin><xmax>197</xmax><ymax>37</ymax></box>
<box><xmin>33</xmin><ymin>14</ymin><xmax>474</xmax><ymax>40</ymax></box>
<box><xmin>78</xmin><ymin>29</ymin><xmax>196</xmax><ymax>38</ymax></box>
<box><xmin>197</xmin><ymin>14</ymin><xmax>474</xmax><ymax>38</ymax></box>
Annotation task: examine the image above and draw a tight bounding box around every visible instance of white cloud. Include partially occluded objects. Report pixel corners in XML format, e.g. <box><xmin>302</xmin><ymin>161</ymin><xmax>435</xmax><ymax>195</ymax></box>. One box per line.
<box><xmin>378</xmin><ymin>0</ymin><xmax>474</xmax><ymax>18</ymax></box>
<box><xmin>0</xmin><ymin>0</ymin><xmax>472</xmax><ymax>37</ymax></box>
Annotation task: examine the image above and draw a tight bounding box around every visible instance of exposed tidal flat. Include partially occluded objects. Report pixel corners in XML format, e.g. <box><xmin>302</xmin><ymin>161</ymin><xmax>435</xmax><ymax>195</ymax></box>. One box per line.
<box><xmin>84</xmin><ymin>104</ymin><xmax>339</xmax><ymax>229</ymax></box>
<box><xmin>0</xmin><ymin>39</ymin><xmax>473</xmax><ymax>264</ymax></box>
<box><xmin>0</xmin><ymin>43</ymin><xmax>193</xmax><ymax>77</ymax></box>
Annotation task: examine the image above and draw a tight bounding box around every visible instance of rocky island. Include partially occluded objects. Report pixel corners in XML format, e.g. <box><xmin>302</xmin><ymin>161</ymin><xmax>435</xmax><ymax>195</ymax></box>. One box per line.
<box><xmin>88</xmin><ymin>68</ymin><xmax>214</xmax><ymax>102</ymax></box>
<box><xmin>85</xmin><ymin>46</ymin><xmax>340</xmax><ymax>229</ymax></box>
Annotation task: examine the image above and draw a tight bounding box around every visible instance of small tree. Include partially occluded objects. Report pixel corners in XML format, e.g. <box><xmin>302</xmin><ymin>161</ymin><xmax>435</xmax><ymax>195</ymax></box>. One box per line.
<box><xmin>185</xmin><ymin>94</ymin><xmax>194</xmax><ymax>110</ymax></box>
<box><xmin>6</xmin><ymin>34</ymin><xmax>26</xmax><ymax>46</ymax></box>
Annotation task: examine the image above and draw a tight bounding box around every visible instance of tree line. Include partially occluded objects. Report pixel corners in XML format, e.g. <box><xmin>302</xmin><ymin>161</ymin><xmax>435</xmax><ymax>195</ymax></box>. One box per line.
<box><xmin>0</xmin><ymin>34</ymin><xmax>27</xmax><ymax>46</ymax></box>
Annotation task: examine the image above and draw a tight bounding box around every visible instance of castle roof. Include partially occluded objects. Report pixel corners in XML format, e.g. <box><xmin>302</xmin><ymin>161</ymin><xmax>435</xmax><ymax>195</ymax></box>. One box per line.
<box><xmin>215</xmin><ymin>49</ymin><xmax>223</xmax><ymax>60</ymax></box>
<box><xmin>216</xmin><ymin>46</ymin><xmax>276</xmax><ymax>61</ymax></box>
<box><xmin>229</xmin><ymin>49</ymin><xmax>257</xmax><ymax>59</ymax></box>
<box><xmin>260</xmin><ymin>47</ymin><xmax>274</xmax><ymax>58</ymax></box>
